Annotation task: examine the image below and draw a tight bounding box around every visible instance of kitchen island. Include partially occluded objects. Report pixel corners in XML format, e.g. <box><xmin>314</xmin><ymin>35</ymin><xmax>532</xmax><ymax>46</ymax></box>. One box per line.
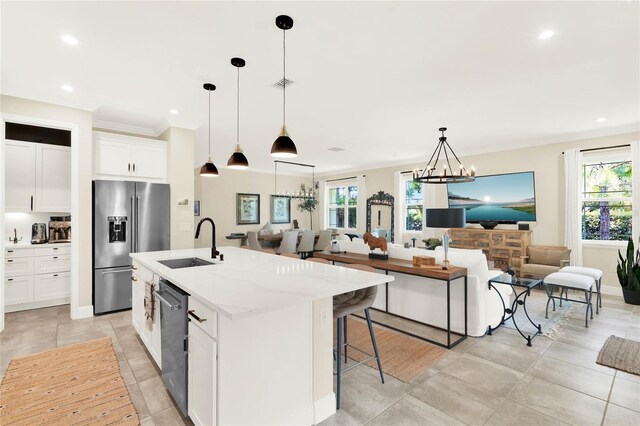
<box><xmin>130</xmin><ymin>246</ymin><xmax>392</xmax><ymax>425</ymax></box>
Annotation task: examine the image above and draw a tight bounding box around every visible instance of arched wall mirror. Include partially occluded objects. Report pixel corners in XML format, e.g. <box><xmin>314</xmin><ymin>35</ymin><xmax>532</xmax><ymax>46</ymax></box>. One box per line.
<box><xmin>366</xmin><ymin>191</ymin><xmax>395</xmax><ymax>243</ymax></box>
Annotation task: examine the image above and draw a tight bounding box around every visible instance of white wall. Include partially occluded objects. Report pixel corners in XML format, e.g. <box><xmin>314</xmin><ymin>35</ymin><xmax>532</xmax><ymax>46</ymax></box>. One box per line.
<box><xmin>1</xmin><ymin>95</ymin><xmax>93</xmax><ymax>311</ymax></box>
<box><xmin>321</xmin><ymin>131</ymin><xmax>640</xmax><ymax>294</ymax></box>
<box><xmin>194</xmin><ymin>167</ymin><xmax>317</xmax><ymax>248</ymax></box>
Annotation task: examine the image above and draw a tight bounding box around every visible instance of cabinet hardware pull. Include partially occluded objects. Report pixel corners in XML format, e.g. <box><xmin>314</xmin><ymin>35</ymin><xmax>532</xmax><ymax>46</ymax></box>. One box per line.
<box><xmin>7</xmin><ymin>279</ymin><xmax>13</xmax><ymax>282</ymax></box>
<box><xmin>7</xmin><ymin>250</ymin><xmax>13</xmax><ymax>253</ymax></box>
<box><xmin>7</xmin><ymin>259</ymin><xmax>13</xmax><ymax>263</ymax></box>
<box><xmin>188</xmin><ymin>310</ymin><xmax>207</xmax><ymax>323</ymax></box>
<box><xmin>30</xmin><ymin>195</ymin><xmax>33</xmax><ymax>211</ymax></box>
<box><xmin>53</xmin><ymin>256</ymin><xmax>58</xmax><ymax>259</ymax></box>
<box><xmin>131</xmin><ymin>276</ymin><xmax>138</xmax><ymax>281</ymax></box>
<box><xmin>133</xmin><ymin>163</ymin><xmax>136</xmax><ymax>173</ymax></box>
<box><xmin>53</xmin><ymin>274</ymin><xmax>58</xmax><ymax>277</ymax></box>
<box><xmin>132</xmin><ymin>265</ymin><xmax>138</xmax><ymax>270</ymax></box>
<box><xmin>128</xmin><ymin>163</ymin><xmax>131</xmax><ymax>172</ymax></box>
<box><xmin>53</xmin><ymin>247</ymin><xmax>58</xmax><ymax>250</ymax></box>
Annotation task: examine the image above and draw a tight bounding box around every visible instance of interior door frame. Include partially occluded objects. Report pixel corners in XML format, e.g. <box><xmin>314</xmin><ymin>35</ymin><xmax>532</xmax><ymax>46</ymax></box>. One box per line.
<box><xmin>0</xmin><ymin>113</ymin><xmax>80</xmax><ymax>331</ymax></box>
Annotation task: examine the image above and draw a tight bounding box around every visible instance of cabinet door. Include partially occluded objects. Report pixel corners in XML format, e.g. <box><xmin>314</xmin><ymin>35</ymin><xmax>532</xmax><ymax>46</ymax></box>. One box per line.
<box><xmin>5</xmin><ymin>257</ymin><xmax>34</xmax><ymax>278</ymax></box>
<box><xmin>96</xmin><ymin>138</ymin><xmax>132</xmax><ymax>177</ymax></box>
<box><xmin>33</xmin><ymin>254</ymin><xmax>71</xmax><ymax>274</ymax></box>
<box><xmin>131</xmin><ymin>273</ymin><xmax>142</xmax><ymax>333</ymax></box>
<box><xmin>188</xmin><ymin>322</ymin><xmax>217</xmax><ymax>426</ymax></box>
<box><xmin>5</xmin><ymin>275</ymin><xmax>34</xmax><ymax>305</ymax></box>
<box><xmin>149</xmin><ymin>275</ymin><xmax>162</xmax><ymax>367</ymax></box>
<box><xmin>131</xmin><ymin>143</ymin><xmax>166</xmax><ymax>181</ymax></box>
<box><xmin>34</xmin><ymin>272</ymin><xmax>70</xmax><ymax>301</ymax></box>
<box><xmin>35</xmin><ymin>144</ymin><xmax>71</xmax><ymax>212</ymax></box>
<box><xmin>4</xmin><ymin>141</ymin><xmax>36</xmax><ymax>212</ymax></box>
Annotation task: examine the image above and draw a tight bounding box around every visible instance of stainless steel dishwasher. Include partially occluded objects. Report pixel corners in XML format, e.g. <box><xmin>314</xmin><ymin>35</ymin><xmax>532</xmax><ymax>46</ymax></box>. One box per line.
<box><xmin>154</xmin><ymin>279</ymin><xmax>189</xmax><ymax>416</ymax></box>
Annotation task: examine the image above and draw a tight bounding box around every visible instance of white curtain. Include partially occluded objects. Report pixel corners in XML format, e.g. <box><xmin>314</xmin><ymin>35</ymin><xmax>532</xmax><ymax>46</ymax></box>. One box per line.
<box><xmin>632</xmin><ymin>140</ymin><xmax>640</xmax><ymax>246</ymax></box>
<box><xmin>564</xmin><ymin>148</ymin><xmax>583</xmax><ymax>266</ymax></box>
<box><xmin>393</xmin><ymin>171</ymin><xmax>403</xmax><ymax>244</ymax></box>
<box><xmin>318</xmin><ymin>180</ymin><xmax>327</xmax><ymax>230</ymax></box>
<box><xmin>356</xmin><ymin>175</ymin><xmax>367</xmax><ymax>234</ymax></box>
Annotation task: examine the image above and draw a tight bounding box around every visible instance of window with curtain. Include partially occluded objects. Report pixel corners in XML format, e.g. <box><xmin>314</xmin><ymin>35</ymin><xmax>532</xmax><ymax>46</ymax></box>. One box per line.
<box><xmin>328</xmin><ymin>184</ymin><xmax>357</xmax><ymax>229</ymax></box>
<box><xmin>403</xmin><ymin>178</ymin><xmax>423</xmax><ymax>231</ymax></box>
<box><xmin>582</xmin><ymin>154</ymin><xmax>632</xmax><ymax>241</ymax></box>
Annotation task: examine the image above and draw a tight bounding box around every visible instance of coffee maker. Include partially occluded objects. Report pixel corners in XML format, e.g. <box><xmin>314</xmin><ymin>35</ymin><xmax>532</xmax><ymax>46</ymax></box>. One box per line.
<box><xmin>31</xmin><ymin>223</ymin><xmax>48</xmax><ymax>244</ymax></box>
<box><xmin>49</xmin><ymin>216</ymin><xmax>71</xmax><ymax>243</ymax></box>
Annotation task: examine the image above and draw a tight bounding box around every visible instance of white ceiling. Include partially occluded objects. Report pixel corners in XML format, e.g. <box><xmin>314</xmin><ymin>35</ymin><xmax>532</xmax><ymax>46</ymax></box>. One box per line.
<box><xmin>2</xmin><ymin>1</ymin><xmax>639</xmax><ymax>174</ymax></box>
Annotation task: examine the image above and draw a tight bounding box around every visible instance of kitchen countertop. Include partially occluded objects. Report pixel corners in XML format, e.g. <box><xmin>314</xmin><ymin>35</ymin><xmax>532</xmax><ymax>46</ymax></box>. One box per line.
<box><xmin>131</xmin><ymin>246</ymin><xmax>393</xmax><ymax>320</ymax></box>
<box><xmin>4</xmin><ymin>242</ymin><xmax>72</xmax><ymax>249</ymax></box>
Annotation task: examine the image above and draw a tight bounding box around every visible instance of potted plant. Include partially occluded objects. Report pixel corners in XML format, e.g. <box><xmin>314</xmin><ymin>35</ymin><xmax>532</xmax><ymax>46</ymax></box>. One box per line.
<box><xmin>297</xmin><ymin>182</ymin><xmax>319</xmax><ymax>229</ymax></box>
<box><xmin>616</xmin><ymin>237</ymin><xmax>640</xmax><ymax>305</ymax></box>
<box><xmin>422</xmin><ymin>238</ymin><xmax>442</xmax><ymax>250</ymax></box>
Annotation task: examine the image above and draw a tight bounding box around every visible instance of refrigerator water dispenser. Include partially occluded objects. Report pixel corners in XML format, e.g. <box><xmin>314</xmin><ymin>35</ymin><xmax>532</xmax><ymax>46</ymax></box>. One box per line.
<box><xmin>108</xmin><ymin>216</ymin><xmax>127</xmax><ymax>243</ymax></box>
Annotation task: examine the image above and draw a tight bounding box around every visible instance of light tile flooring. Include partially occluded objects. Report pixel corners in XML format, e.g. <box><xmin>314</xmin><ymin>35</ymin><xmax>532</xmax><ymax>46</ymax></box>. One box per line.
<box><xmin>1</xmin><ymin>293</ymin><xmax>639</xmax><ymax>426</ymax></box>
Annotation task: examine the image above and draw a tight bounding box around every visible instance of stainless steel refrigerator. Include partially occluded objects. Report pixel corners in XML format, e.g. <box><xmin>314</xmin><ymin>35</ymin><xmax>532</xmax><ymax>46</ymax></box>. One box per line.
<box><xmin>92</xmin><ymin>180</ymin><xmax>170</xmax><ymax>314</ymax></box>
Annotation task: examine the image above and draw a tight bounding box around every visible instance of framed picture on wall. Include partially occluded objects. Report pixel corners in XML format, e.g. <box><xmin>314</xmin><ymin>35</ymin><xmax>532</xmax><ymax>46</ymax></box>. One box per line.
<box><xmin>270</xmin><ymin>195</ymin><xmax>291</xmax><ymax>224</ymax></box>
<box><xmin>236</xmin><ymin>193</ymin><xmax>260</xmax><ymax>225</ymax></box>
<box><xmin>194</xmin><ymin>200</ymin><xmax>200</xmax><ymax>217</ymax></box>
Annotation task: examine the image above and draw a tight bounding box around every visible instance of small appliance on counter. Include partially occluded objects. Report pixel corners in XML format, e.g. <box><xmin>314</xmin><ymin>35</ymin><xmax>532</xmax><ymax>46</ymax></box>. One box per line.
<box><xmin>31</xmin><ymin>223</ymin><xmax>48</xmax><ymax>244</ymax></box>
<box><xmin>49</xmin><ymin>215</ymin><xmax>71</xmax><ymax>243</ymax></box>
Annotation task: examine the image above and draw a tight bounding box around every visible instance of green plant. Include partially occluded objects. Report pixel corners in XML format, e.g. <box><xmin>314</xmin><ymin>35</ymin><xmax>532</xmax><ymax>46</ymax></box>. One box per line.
<box><xmin>616</xmin><ymin>237</ymin><xmax>640</xmax><ymax>291</ymax></box>
<box><xmin>297</xmin><ymin>181</ymin><xmax>320</xmax><ymax>229</ymax></box>
<box><xmin>422</xmin><ymin>238</ymin><xmax>442</xmax><ymax>250</ymax></box>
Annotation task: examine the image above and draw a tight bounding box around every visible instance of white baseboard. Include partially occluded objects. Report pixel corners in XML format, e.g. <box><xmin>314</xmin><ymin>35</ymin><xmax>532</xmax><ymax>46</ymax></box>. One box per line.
<box><xmin>314</xmin><ymin>393</ymin><xmax>337</xmax><ymax>424</ymax></box>
<box><xmin>72</xmin><ymin>305</ymin><xmax>94</xmax><ymax>319</ymax></box>
<box><xmin>600</xmin><ymin>286</ymin><xmax>623</xmax><ymax>297</ymax></box>
<box><xmin>5</xmin><ymin>298</ymin><xmax>69</xmax><ymax>313</ymax></box>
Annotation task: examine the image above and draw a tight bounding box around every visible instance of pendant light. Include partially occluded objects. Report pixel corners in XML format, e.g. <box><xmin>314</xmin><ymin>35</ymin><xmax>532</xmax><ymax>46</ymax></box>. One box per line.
<box><xmin>270</xmin><ymin>15</ymin><xmax>297</xmax><ymax>158</ymax></box>
<box><xmin>200</xmin><ymin>83</ymin><xmax>219</xmax><ymax>177</ymax></box>
<box><xmin>412</xmin><ymin>127</ymin><xmax>476</xmax><ymax>184</ymax></box>
<box><xmin>227</xmin><ymin>57</ymin><xmax>249</xmax><ymax>169</ymax></box>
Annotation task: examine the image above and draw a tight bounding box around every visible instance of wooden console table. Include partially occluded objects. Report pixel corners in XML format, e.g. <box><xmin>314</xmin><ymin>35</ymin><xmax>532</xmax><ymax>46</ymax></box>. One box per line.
<box><xmin>315</xmin><ymin>251</ymin><xmax>468</xmax><ymax>349</ymax></box>
<box><xmin>449</xmin><ymin>228</ymin><xmax>532</xmax><ymax>273</ymax></box>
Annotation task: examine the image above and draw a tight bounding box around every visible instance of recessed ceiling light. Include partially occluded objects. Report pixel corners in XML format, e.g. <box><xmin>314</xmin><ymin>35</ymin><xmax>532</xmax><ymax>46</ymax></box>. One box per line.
<box><xmin>539</xmin><ymin>30</ymin><xmax>555</xmax><ymax>40</ymax></box>
<box><xmin>61</xmin><ymin>34</ymin><xmax>78</xmax><ymax>45</ymax></box>
<box><xmin>169</xmin><ymin>109</ymin><xmax>179</xmax><ymax>115</ymax></box>
<box><xmin>328</xmin><ymin>147</ymin><xmax>345</xmax><ymax>152</ymax></box>
<box><xmin>595</xmin><ymin>117</ymin><xmax>607</xmax><ymax>123</ymax></box>
<box><xmin>61</xmin><ymin>84</ymin><xmax>74</xmax><ymax>92</ymax></box>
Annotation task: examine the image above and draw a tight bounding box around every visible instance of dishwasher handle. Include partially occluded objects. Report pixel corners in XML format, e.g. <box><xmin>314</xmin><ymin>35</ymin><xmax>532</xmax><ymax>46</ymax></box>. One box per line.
<box><xmin>153</xmin><ymin>290</ymin><xmax>182</xmax><ymax>311</ymax></box>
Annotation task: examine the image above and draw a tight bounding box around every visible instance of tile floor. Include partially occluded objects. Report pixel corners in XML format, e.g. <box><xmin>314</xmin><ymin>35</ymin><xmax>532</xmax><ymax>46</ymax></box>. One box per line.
<box><xmin>1</xmin><ymin>292</ymin><xmax>639</xmax><ymax>426</ymax></box>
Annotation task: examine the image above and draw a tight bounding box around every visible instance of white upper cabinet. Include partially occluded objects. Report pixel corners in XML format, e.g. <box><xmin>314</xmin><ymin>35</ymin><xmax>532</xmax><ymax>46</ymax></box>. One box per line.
<box><xmin>4</xmin><ymin>140</ymin><xmax>70</xmax><ymax>213</ymax></box>
<box><xmin>94</xmin><ymin>132</ymin><xmax>167</xmax><ymax>182</ymax></box>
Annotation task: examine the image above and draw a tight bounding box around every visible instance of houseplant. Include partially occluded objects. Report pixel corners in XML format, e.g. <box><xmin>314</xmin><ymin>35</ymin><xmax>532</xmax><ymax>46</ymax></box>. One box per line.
<box><xmin>296</xmin><ymin>182</ymin><xmax>319</xmax><ymax>229</ymax></box>
<box><xmin>616</xmin><ymin>237</ymin><xmax>640</xmax><ymax>305</ymax></box>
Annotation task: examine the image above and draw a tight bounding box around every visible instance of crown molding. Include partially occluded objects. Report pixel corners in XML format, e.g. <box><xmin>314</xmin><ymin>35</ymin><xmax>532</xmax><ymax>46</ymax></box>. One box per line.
<box><xmin>93</xmin><ymin>119</ymin><xmax>159</xmax><ymax>137</ymax></box>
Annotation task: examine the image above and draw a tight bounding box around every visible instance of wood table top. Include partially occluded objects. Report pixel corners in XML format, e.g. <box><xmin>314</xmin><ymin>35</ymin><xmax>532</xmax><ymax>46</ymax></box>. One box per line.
<box><xmin>315</xmin><ymin>251</ymin><xmax>467</xmax><ymax>280</ymax></box>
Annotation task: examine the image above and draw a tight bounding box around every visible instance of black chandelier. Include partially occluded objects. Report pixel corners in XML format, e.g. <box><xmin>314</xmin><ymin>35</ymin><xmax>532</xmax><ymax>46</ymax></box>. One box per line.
<box><xmin>412</xmin><ymin>127</ymin><xmax>475</xmax><ymax>184</ymax></box>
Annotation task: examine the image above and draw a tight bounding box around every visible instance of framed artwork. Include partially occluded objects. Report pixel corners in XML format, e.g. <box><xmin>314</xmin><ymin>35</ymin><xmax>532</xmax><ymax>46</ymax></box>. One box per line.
<box><xmin>236</xmin><ymin>193</ymin><xmax>260</xmax><ymax>225</ymax></box>
<box><xmin>194</xmin><ymin>200</ymin><xmax>201</xmax><ymax>217</ymax></box>
<box><xmin>270</xmin><ymin>195</ymin><xmax>291</xmax><ymax>224</ymax></box>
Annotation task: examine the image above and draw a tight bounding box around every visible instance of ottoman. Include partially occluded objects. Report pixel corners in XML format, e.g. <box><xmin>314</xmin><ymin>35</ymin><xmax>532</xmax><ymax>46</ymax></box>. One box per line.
<box><xmin>544</xmin><ymin>272</ymin><xmax>595</xmax><ymax>327</ymax></box>
<box><xmin>560</xmin><ymin>266</ymin><xmax>603</xmax><ymax>314</ymax></box>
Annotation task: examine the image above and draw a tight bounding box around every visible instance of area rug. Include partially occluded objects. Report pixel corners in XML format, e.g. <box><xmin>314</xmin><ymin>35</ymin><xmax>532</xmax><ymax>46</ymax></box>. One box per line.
<box><xmin>596</xmin><ymin>335</ymin><xmax>640</xmax><ymax>376</ymax></box>
<box><xmin>337</xmin><ymin>317</ymin><xmax>447</xmax><ymax>383</ymax></box>
<box><xmin>0</xmin><ymin>337</ymin><xmax>139</xmax><ymax>425</ymax></box>
<box><xmin>501</xmin><ymin>288</ymin><xmax>580</xmax><ymax>339</ymax></box>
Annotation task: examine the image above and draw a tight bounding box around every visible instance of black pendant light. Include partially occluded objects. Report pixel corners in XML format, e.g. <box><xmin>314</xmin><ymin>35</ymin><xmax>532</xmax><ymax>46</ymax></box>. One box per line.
<box><xmin>412</xmin><ymin>127</ymin><xmax>475</xmax><ymax>184</ymax></box>
<box><xmin>227</xmin><ymin>58</ymin><xmax>249</xmax><ymax>169</ymax></box>
<box><xmin>270</xmin><ymin>14</ymin><xmax>297</xmax><ymax>158</ymax></box>
<box><xmin>200</xmin><ymin>83</ymin><xmax>219</xmax><ymax>177</ymax></box>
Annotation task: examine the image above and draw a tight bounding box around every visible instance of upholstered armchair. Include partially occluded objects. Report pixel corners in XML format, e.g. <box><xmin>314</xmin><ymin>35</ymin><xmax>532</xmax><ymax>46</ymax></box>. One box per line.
<box><xmin>520</xmin><ymin>245</ymin><xmax>571</xmax><ymax>278</ymax></box>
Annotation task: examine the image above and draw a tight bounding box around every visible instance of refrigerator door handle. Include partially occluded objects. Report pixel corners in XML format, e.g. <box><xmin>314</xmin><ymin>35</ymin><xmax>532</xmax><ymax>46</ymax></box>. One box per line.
<box><xmin>131</xmin><ymin>195</ymin><xmax>136</xmax><ymax>253</ymax></box>
<box><xmin>135</xmin><ymin>195</ymin><xmax>141</xmax><ymax>253</ymax></box>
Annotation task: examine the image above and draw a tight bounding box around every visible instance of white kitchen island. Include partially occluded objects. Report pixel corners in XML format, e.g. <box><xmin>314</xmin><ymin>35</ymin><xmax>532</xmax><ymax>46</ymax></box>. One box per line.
<box><xmin>130</xmin><ymin>246</ymin><xmax>392</xmax><ymax>425</ymax></box>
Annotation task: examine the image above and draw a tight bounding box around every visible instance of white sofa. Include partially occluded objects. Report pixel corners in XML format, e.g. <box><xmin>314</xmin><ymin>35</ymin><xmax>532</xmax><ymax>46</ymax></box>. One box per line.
<box><xmin>334</xmin><ymin>240</ymin><xmax>510</xmax><ymax>337</ymax></box>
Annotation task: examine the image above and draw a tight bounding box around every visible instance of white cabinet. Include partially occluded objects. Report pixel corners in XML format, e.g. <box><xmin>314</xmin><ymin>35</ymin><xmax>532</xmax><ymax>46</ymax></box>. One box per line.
<box><xmin>131</xmin><ymin>260</ymin><xmax>162</xmax><ymax>367</ymax></box>
<box><xmin>4</xmin><ymin>245</ymin><xmax>70</xmax><ymax>311</ymax></box>
<box><xmin>4</xmin><ymin>140</ymin><xmax>70</xmax><ymax>213</ymax></box>
<box><xmin>94</xmin><ymin>132</ymin><xmax>167</xmax><ymax>182</ymax></box>
<box><xmin>131</xmin><ymin>273</ymin><xmax>142</xmax><ymax>333</ymax></box>
<box><xmin>188</xmin><ymin>321</ymin><xmax>217</xmax><ymax>426</ymax></box>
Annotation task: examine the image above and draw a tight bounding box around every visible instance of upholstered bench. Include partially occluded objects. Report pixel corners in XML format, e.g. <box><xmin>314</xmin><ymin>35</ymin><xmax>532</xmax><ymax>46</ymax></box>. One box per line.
<box><xmin>543</xmin><ymin>272</ymin><xmax>595</xmax><ymax>328</ymax></box>
<box><xmin>560</xmin><ymin>266</ymin><xmax>603</xmax><ymax>314</ymax></box>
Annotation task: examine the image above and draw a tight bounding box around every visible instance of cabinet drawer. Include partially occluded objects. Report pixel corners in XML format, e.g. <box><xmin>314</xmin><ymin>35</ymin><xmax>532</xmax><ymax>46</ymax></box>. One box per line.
<box><xmin>34</xmin><ymin>272</ymin><xmax>70</xmax><ymax>301</ymax></box>
<box><xmin>5</xmin><ymin>275</ymin><xmax>34</xmax><ymax>305</ymax></box>
<box><xmin>5</xmin><ymin>248</ymin><xmax>34</xmax><ymax>259</ymax></box>
<box><xmin>34</xmin><ymin>254</ymin><xmax>71</xmax><ymax>274</ymax></box>
<box><xmin>132</xmin><ymin>260</ymin><xmax>154</xmax><ymax>284</ymax></box>
<box><xmin>34</xmin><ymin>245</ymin><xmax>71</xmax><ymax>256</ymax></box>
<box><xmin>188</xmin><ymin>297</ymin><xmax>217</xmax><ymax>339</ymax></box>
<box><xmin>5</xmin><ymin>257</ymin><xmax>34</xmax><ymax>277</ymax></box>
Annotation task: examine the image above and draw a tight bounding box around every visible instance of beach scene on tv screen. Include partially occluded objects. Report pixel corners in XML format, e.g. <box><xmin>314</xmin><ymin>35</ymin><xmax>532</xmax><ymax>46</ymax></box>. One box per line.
<box><xmin>448</xmin><ymin>173</ymin><xmax>536</xmax><ymax>222</ymax></box>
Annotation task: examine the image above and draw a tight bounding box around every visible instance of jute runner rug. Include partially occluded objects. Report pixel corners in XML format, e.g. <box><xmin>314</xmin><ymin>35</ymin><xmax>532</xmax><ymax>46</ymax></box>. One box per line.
<box><xmin>0</xmin><ymin>337</ymin><xmax>139</xmax><ymax>425</ymax></box>
<box><xmin>596</xmin><ymin>335</ymin><xmax>640</xmax><ymax>376</ymax></box>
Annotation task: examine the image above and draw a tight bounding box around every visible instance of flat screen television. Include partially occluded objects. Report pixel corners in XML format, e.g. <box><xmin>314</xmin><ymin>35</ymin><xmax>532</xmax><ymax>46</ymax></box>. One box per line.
<box><xmin>447</xmin><ymin>171</ymin><xmax>537</xmax><ymax>224</ymax></box>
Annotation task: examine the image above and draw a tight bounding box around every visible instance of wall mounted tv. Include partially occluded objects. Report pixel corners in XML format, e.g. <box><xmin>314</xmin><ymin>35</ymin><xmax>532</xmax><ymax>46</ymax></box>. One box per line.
<box><xmin>447</xmin><ymin>171</ymin><xmax>537</xmax><ymax>224</ymax></box>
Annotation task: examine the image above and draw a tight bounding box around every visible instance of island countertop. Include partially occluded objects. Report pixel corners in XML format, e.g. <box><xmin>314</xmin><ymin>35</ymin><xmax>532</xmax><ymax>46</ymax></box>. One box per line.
<box><xmin>130</xmin><ymin>246</ymin><xmax>393</xmax><ymax>320</ymax></box>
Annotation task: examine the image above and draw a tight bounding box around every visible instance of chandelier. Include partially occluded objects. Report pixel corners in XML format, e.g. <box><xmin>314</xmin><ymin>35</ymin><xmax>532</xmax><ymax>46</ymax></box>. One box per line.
<box><xmin>412</xmin><ymin>127</ymin><xmax>475</xmax><ymax>184</ymax></box>
<box><xmin>274</xmin><ymin>160</ymin><xmax>316</xmax><ymax>200</ymax></box>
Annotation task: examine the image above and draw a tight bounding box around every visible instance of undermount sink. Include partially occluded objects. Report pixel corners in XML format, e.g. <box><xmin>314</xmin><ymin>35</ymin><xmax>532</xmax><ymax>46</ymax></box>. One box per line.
<box><xmin>158</xmin><ymin>257</ymin><xmax>215</xmax><ymax>269</ymax></box>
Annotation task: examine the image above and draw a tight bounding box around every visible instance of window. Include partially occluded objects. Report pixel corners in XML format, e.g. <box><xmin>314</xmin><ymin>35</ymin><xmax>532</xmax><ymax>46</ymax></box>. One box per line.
<box><xmin>404</xmin><ymin>178</ymin><xmax>424</xmax><ymax>231</ymax></box>
<box><xmin>328</xmin><ymin>184</ymin><xmax>357</xmax><ymax>229</ymax></box>
<box><xmin>582</xmin><ymin>158</ymin><xmax>632</xmax><ymax>241</ymax></box>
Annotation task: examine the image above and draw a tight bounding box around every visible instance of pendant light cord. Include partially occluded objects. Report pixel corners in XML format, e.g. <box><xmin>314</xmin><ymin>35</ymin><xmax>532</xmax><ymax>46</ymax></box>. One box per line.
<box><xmin>283</xmin><ymin>29</ymin><xmax>286</xmax><ymax>126</ymax></box>
<box><xmin>236</xmin><ymin>66</ymin><xmax>240</xmax><ymax>145</ymax></box>
<box><xmin>208</xmin><ymin>89</ymin><xmax>212</xmax><ymax>158</ymax></box>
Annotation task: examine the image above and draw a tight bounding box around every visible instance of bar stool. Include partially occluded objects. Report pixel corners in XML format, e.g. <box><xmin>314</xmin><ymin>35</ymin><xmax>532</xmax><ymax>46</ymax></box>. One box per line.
<box><xmin>280</xmin><ymin>252</ymin><xmax>300</xmax><ymax>259</ymax></box>
<box><xmin>334</xmin><ymin>264</ymin><xmax>384</xmax><ymax>409</ymax></box>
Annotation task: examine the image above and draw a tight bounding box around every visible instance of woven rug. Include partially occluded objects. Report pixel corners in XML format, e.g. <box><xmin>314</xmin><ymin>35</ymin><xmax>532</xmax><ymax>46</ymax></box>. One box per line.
<box><xmin>337</xmin><ymin>317</ymin><xmax>447</xmax><ymax>383</ymax></box>
<box><xmin>596</xmin><ymin>335</ymin><xmax>640</xmax><ymax>376</ymax></box>
<box><xmin>0</xmin><ymin>337</ymin><xmax>139</xmax><ymax>425</ymax></box>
